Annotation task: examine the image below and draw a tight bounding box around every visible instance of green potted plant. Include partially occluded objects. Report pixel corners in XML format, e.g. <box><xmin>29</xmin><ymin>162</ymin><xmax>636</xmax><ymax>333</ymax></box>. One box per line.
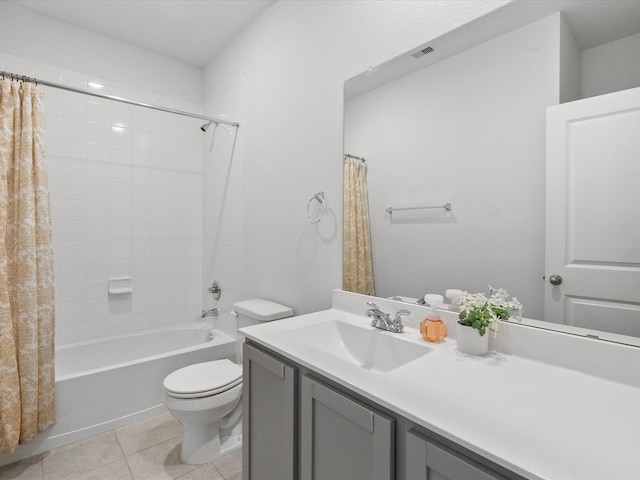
<box><xmin>456</xmin><ymin>286</ymin><xmax>522</xmax><ymax>355</ymax></box>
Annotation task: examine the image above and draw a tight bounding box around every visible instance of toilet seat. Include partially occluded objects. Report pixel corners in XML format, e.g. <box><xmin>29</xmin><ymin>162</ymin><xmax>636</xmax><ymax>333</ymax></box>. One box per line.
<box><xmin>163</xmin><ymin>359</ymin><xmax>242</xmax><ymax>399</ymax></box>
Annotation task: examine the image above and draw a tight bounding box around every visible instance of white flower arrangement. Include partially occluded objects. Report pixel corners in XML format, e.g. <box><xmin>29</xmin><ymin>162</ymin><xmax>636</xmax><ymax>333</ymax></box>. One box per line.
<box><xmin>458</xmin><ymin>286</ymin><xmax>522</xmax><ymax>336</ymax></box>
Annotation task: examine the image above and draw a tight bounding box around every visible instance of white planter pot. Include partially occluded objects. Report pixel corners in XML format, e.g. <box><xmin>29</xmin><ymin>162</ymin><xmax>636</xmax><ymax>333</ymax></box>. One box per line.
<box><xmin>456</xmin><ymin>323</ymin><xmax>489</xmax><ymax>355</ymax></box>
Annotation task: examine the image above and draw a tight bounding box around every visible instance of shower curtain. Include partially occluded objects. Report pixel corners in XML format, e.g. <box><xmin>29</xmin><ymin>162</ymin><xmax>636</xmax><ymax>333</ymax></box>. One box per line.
<box><xmin>0</xmin><ymin>79</ymin><xmax>56</xmax><ymax>453</ymax></box>
<box><xmin>343</xmin><ymin>156</ymin><xmax>374</xmax><ymax>295</ymax></box>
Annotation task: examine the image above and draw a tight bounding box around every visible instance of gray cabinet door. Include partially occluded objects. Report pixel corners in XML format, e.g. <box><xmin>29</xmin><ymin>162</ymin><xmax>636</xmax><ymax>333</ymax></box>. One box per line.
<box><xmin>300</xmin><ymin>375</ymin><xmax>394</xmax><ymax>480</ymax></box>
<box><xmin>406</xmin><ymin>429</ymin><xmax>509</xmax><ymax>480</ymax></box>
<box><xmin>243</xmin><ymin>343</ymin><xmax>296</xmax><ymax>480</ymax></box>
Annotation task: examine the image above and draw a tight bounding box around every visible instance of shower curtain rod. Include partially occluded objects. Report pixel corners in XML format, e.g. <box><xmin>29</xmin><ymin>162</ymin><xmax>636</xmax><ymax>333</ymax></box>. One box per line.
<box><xmin>345</xmin><ymin>153</ymin><xmax>366</xmax><ymax>162</ymax></box>
<box><xmin>0</xmin><ymin>70</ymin><xmax>239</xmax><ymax>128</ymax></box>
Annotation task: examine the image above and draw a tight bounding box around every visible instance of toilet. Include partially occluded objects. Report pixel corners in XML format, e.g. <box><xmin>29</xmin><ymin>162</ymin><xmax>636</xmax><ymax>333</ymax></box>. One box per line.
<box><xmin>162</xmin><ymin>299</ymin><xmax>293</xmax><ymax>465</ymax></box>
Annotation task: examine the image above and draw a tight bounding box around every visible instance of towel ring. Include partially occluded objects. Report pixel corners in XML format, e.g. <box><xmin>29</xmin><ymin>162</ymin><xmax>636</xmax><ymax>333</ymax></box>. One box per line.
<box><xmin>307</xmin><ymin>192</ymin><xmax>326</xmax><ymax>224</ymax></box>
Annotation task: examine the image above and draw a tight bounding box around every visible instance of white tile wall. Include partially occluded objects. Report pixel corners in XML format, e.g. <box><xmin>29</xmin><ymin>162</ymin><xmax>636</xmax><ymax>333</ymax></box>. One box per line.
<box><xmin>1</xmin><ymin>51</ymin><xmax>205</xmax><ymax>345</ymax></box>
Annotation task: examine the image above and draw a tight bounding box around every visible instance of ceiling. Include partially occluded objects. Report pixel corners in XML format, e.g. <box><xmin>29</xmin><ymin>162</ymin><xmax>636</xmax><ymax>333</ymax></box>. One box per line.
<box><xmin>346</xmin><ymin>0</ymin><xmax>640</xmax><ymax>99</ymax></box>
<box><xmin>9</xmin><ymin>0</ymin><xmax>640</xmax><ymax>69</ymax></box>
<box><xmin>9</xmin><ymin>0</ymin><xmax>275</xmax><ymax>67</ymax></box>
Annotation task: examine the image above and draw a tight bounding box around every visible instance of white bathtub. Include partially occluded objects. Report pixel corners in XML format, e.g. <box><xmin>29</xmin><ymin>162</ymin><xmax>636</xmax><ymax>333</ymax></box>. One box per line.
<box><xmin>0</xmin><ymin>323</ymin><xmax>236</xmax><ymax>467</ymax></box>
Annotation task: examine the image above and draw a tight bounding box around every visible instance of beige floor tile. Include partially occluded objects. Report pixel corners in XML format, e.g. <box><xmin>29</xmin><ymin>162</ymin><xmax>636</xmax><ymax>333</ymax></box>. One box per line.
<box><xmin>67</xmin><ymin>459</ymin><xmax>132</xmax><ymax>480</ymax></box>
<box><xmin>211</xmin><ymin>449</ymin><xmax>242</xmax><ymax>480</ymax></box>
<box><xmin>125</xmin><ymin>436</ymin><xmax>197</xmax><ymax>480</ymax></box>
<box><xmin>0</xmin><ymin>454</ymin><xmax>43</xmax><ymax>480</ymax></box>
<box><xmin>42</xmin><ymin>431</ymin><xmax>123</xmax><ymax>480</ymax></box>
<box><xmin>222</xmin><ymin>472</ymin><xmax>241</xmax><ymax>480</ymax></box>
<box><xmin>116</xmin><ymin>413</ymin><xmax>183</xmax><ymax>456</ymax></box>
<box><xmin>174</xmin><ymin>464</ymin><xmax>223</xmax><ymax>480</ymax></box>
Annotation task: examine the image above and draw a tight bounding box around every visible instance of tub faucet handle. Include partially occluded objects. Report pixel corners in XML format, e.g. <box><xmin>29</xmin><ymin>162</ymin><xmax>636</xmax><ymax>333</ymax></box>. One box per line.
<box><xmin>208</xmin><ymin>281</ymin><xmax>223</xmax><ymax>300</ymax></box>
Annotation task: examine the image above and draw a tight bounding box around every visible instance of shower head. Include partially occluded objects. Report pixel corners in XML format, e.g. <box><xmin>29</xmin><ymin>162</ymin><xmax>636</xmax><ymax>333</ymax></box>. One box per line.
<box><xmin>200</xmin><ymin>121</ymin><xmax>214</xmax><ymax>132</ymax></box>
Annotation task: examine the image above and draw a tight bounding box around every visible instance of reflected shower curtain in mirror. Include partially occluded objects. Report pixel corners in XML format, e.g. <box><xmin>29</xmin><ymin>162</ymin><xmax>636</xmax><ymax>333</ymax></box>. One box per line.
<box><xmin>343</xmin><ymin>157</ymin><xmax>374</xmax><ymax>295</ymax></box>
<box><xmin>0</xmin><ymin>80</ymin><xmax>55</xmax><ymax>453</ymax></box>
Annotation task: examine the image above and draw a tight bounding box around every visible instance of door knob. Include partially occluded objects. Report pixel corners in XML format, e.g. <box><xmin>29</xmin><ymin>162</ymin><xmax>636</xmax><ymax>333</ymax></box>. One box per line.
<box><xmin>549</xmin><ymin>274</ymin><xmax>563</xmax><ymax>286</ymax></box>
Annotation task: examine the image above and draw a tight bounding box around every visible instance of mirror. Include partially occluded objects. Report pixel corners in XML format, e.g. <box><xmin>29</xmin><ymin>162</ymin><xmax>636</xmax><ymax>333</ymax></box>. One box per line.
<box><xmin>343</xmin><ymin>0</ymin><xmax>640</xmax><ymax>341</ymax></box>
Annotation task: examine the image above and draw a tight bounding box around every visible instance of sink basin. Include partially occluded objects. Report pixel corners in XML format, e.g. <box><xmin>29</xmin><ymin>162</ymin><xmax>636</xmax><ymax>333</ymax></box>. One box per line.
<box><xmin>282</xmin><ymin>320</ymin><xmax>431</xmax><ymax>373</ymax></box>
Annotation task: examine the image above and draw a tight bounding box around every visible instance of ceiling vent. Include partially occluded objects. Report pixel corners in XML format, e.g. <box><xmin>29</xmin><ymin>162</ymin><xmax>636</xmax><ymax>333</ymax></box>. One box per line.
<box><xmin>411</xmin><ymin>46</ymin><xmax>435</xmax><ymax>59</ymax></box>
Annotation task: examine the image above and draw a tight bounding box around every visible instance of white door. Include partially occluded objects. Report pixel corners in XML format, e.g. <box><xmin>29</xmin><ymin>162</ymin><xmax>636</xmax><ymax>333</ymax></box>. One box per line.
<box><xmin>545</xmin><ymin>87</ymin><xmax>640</xmax><ymax>339</ymax></box>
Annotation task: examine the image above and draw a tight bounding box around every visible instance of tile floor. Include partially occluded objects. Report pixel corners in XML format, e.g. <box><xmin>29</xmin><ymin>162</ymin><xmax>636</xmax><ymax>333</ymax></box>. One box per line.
<box><xmin>0</xmin><ymin>413</ymin><xmax>242</xmax><ymax>480</ymax></box>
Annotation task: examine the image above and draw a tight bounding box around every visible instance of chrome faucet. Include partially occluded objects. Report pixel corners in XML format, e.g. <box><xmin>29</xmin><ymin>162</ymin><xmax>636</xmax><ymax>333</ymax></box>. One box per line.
<box><xmin>201</xmin><ymin>308</ymin><xmax>219</xmax><ymax>318</ymax></box>
<box><xmin>201</xmin><ymin>280</ymin><xmax>223</xmax><ymax>318</ymax></box>
<box><xmin>366</xmin><ymin>302</ymin><xmax>410</xmax><ymax>333</ymax></box>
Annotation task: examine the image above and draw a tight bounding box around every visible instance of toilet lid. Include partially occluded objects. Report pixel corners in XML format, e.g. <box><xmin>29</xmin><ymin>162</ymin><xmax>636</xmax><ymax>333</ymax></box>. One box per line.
<box><xmin>163</xmin><ymin>359</ymin><xmax>242</xmax><ymax>399</ymax></box>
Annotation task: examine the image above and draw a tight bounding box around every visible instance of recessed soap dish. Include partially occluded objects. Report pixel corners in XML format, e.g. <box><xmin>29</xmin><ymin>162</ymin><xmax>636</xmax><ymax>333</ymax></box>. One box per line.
<box><xmin>108</xmin><ymin>276</ymin><xmax>133</xmax><ymax>295</ymax></box>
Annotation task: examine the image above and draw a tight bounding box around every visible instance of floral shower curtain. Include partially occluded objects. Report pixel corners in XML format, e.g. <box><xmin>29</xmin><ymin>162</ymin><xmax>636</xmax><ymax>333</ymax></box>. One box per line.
<box><xmin>343</xmin><ymin>156</ymin><xmax>374</xmax><ymax>295</ymax></box>
<box><xmin>0</xmin><ymin>79</ymin><xmax>56</xmax><ymax>453</ymax></box>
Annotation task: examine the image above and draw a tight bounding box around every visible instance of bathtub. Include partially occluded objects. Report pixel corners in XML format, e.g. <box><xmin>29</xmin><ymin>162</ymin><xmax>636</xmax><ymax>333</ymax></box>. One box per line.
<box><xmin>0</xmin><ymin>323</ymin><xmax>236</xmax><ymax>467</ymax></box>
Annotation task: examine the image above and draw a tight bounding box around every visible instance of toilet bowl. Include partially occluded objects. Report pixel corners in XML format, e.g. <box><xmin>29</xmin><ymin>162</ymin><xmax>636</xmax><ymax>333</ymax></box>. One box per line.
<box><xmin>163</xmin><ymin>299</ymin><xmax>293</xmax><ymax>464</ymax></box>
<box><xmin>162</xmin><ymin>359</ymin><xmax>243</xmax><ymax>464</ymax></box>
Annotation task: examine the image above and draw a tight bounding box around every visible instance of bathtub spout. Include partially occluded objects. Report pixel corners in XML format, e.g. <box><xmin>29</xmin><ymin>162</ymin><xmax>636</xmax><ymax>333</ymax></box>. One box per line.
<box><xmin>201</xmin><ymin>308</ymin><xmax>218</xmax><ymax>318</ymax></box>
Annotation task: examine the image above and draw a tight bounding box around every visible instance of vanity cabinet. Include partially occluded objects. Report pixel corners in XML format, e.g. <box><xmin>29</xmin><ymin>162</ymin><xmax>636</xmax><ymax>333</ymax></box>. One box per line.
<box><xmin>300</xmin><ymin>375</ymin><xmax>394</xmax><ymax>480</ymax></box>
<box><xmin>243</xmin><ymin>341</ymin><xmax>522</xmax><ymax>480</ymax></box>
<box><xmin>242</xmin><ymin>343</ymin><xmax>297</xmax><ymax>480</ymax></box>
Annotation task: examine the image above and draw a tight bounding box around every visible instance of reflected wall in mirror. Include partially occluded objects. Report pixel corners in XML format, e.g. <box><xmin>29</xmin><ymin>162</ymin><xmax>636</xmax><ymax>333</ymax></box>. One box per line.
<box><xmin>343</xmin><ymin>0</ymin><xmax>640</xmax><ymax>340</ymax></box>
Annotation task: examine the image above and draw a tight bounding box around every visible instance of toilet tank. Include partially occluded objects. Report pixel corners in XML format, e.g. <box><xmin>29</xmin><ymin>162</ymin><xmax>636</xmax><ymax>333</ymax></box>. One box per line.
<box><xmin>233</xmin><ymin>299</ymin><xmax>293</xmax><ymax>361</ymax></box>
<box><xmin>234</xmin><ymin>299</ymin><xmax>293</xmax><ymax>328</ymax></box>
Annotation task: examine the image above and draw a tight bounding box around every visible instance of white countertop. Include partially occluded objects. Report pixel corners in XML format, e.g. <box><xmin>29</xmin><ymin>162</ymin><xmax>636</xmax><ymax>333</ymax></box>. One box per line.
<box><xmin>241</xmin><ymin>296</ymin><xmax>640</xmax><ymax>480</ymax></box>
